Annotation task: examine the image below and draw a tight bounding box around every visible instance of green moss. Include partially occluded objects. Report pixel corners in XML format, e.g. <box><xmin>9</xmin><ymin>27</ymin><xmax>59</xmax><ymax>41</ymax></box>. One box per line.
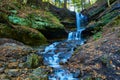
<box><xmin>8</xmin><ymin>11</ymin><xmax>64</xmax><ymax>30</ymax></box>
<box><xmin>95</xmin><ymin>78</ymin><xmax>102</xmax><ymax>80</ymax></box>
<box><xmin>100</xmin><ymin>11</ymin><xmax>119</xmax><ymax>25</ymax></box>
<box><xmin>84</xmin><ymin>76</ymin><xmax>92</xmax><ymax>80</ymax></box>
<box><xmin>111</xmin><ymin>16</ymin><xmax>120</xmax><ymax>26</ymax></box>
<box><xmin>25</xmin><ymin>54</ymin><xmax>43</xmax><ymax>68</ymax></box>
<box><xmin>100</xmin><ymin>54</ymin><xmax>109</xmax><ymax>64</ymax></box>
<box><xmin>27</xmin><ymin>13</ymin><xmax>52</xmax><ymax>29</ymax></box>
<box><xmin>87</xmin><ymin>11</ymin><xmax>120</xmax><ymax>38</ymax></box>
<box><xmin>44</xmin><ymin>12</ymin><xmax>64</xmax><ymax>28</ymax></box>
<box><xmin>8</xmin><ymin>15</ymin><xmax>29</xmax><ymax>26</ymax></box>
<box><xmin>0</xmin><ymin>23</ymin><xmax>47</xmax><ymax>46</ymax></box>
<box><xmin>27</xmin><ymin>12</ymin><xmax>64</xmax><ymax>29</ymax></box>
<box><xmin>93</xmin><ymin>32</ymin><xmax>102</xmax><ymax>40</ymax></box>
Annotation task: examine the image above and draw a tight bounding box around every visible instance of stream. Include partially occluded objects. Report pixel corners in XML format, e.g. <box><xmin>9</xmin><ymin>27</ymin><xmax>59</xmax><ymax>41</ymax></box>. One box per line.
<box><xmin>38</xmin><ymin>12</ymin><xmax>86</xmax><ymax>80</ymax></box>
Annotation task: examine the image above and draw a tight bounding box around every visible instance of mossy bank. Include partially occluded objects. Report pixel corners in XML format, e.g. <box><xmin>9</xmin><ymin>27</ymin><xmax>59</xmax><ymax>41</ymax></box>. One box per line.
<box><xmin>0</xmin><ymin>0</ymin><xmax>67</xmax><ymax>46</ymax></box>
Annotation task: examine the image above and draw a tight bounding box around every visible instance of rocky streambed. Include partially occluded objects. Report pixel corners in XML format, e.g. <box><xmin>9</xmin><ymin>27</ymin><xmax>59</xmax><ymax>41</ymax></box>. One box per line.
<box><xmin>0</xmin><ymin>38</ymin><xmax>52</xmax><ymax>80</ymax></box>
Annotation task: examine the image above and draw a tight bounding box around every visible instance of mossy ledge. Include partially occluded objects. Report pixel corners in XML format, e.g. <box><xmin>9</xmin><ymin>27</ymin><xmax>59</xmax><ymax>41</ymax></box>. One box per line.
<box><xmin>0</xmin><ymin>23</ymin><xmax>47</xmax><ymax>46</ymax></box>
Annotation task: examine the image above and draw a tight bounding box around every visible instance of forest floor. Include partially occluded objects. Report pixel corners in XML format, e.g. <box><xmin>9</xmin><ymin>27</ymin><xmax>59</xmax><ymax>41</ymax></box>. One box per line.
<box><xmin>64</xmin><ymin>17</ymin><xmax>120</xmax><ymax>79</ymax></box>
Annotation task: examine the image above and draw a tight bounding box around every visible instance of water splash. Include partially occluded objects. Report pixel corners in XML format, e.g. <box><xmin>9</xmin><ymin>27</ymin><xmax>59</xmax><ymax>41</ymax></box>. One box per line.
<box><xmin>68</xmin><ymin>29</ymin><xmax>85</xmax><ymax>41</ymax></box>
<box><xmin>49</xmin><ymin>68</ymin><xmax>79</xmax><ymax>80</ymax></box>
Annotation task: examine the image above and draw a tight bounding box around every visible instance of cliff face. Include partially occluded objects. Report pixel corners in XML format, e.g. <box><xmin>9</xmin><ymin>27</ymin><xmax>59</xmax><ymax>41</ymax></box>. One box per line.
<box><xmin>82</xmin><ymin>0</ymin><xmax>120</xmax><ymax>38</ymax></box>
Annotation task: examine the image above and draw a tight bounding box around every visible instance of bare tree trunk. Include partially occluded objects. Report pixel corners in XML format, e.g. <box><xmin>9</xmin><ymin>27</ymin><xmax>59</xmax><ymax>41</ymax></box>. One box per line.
<box><xmin>107</xmin><ymin>0</ymin><xmax>111</xmax><ymax>7</ymax></box>
<box><xmin>88</xmin><ymin>0</ymin><xmax>91</xmax><ymax>5</ymax></box>
<box><xmin>64</xmin><ymin>0</ymin><xmax>67</xmax><ymax>9</ymax></box>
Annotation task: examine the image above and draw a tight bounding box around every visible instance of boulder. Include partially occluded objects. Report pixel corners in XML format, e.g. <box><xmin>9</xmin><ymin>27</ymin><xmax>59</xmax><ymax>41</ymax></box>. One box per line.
<box><xmin>0</xmin><ymin>39</ymin><xmax>33</xmax><ymax>60</ymax></box>
<box><xmin>0</xmin><ymin>23</ymin><xmax>47</xmax><ymax>46</ymax></box>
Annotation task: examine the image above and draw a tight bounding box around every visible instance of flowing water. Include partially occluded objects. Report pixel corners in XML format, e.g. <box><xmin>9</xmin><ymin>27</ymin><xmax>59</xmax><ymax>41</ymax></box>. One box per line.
<box><xmin>38</xmin><ymin>12</ymin><xmax>86</xmax><ymax>80</ymax></box>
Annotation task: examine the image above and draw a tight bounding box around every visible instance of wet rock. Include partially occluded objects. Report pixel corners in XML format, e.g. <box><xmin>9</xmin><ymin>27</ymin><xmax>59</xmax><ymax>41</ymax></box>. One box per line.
<box><xmin>0</xmin><ymin>67</ymin><xmax>5</xmax><ymax>73</ymax></box>
<box><xmin>72</xmin><ymin>69</ymin><xmax>81</xmax><ymax>78</ymax></box>
<box><xmin>26</xmin><ymin>67</ymin><xmax>49</xmax><ymax>80</ymax></box>
<box><xmin>5</xmin><ymin>69</ymin><xmax>20</xmax><ymax>77</ymax></box>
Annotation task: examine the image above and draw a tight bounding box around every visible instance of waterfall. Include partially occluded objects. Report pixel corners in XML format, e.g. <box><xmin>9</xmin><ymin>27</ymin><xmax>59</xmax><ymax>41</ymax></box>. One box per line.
<box><xmin>68</xmin><ymin>12</ymin><xmax>85</xmax><ymax>41</ymax></box>
<box><xmin>76</xmin><ymin>12</ymin><xmax>80</xmax><ymax>31</ymax></box>
<box><xmin>38</xmin><ymin>12</ymin><xmax>87</xmax><ymax>80</ymax></box>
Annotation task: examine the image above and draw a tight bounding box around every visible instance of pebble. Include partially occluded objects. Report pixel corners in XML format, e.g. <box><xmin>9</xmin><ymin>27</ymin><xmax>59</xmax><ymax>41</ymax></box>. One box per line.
<box><xmin>8</xmin><ymin>62</ymin><xmax>18</xmax><ymax>69</ymax></box>
<box><xmin>0</xmin><ymin>67</ymin><xmax>5</xmax><ymax>73</ymax></box>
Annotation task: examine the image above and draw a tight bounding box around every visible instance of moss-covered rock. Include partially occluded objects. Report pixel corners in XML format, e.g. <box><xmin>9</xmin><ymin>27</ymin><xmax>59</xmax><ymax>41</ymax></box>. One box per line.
<box><xmin>25</xmin><ymin>53</ymin><xmax>43</xmax><ymax>68</ymax></box>
<box><xmin>99</xmin><ymin>11</ymin><xmax>119</xmax><ymax>25</ymax></box>
<box><xmin>0</xmin><ymin>23</ymin><xmax>47</xmax><ymax>46</ymax></box>
<box><xmin>0</xmin><ymin>0</ymin><xmax>67</xmax><ymax>45</ymax></box>
<box><xmin>7</xmin><ymin>11</ymin><xmax>67</xmax><ymax>39</ymax></box>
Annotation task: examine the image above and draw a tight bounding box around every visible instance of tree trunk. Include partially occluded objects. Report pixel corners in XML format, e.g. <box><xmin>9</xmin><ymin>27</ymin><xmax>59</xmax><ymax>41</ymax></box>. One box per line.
<box><xmin>64</xmin><ymin>0</ymin><xmax>67</xmax><ymax>9</ymax></box>
<box><xmin>81</xmin><ymin>0</ymin><xmax>84</xmax><ymax>10</ymax></box>
<box><xmin>88</xmin><ymin>0</ymin><xmax>91</xmax><ymax>5</ymax></box>
<box><xmin>107</xmin><ymin>0</ymin><xmax>111</xmax><ymax>7</ymax></box>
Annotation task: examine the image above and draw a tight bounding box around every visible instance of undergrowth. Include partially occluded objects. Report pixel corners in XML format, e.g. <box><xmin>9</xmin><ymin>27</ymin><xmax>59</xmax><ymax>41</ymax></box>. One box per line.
<box><xmin>93</xmin><ymin>32</ymin><xmax>102</xmax><ymax>40</ymax></box>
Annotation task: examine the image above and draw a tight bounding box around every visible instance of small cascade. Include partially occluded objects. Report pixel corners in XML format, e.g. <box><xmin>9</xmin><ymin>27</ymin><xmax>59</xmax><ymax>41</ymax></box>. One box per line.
<box><xmin>38</xmin><ymin>12</ymin><xmax>87</xmax><ymax>80</ymax></box>
<box><xmin>68</xmin><ymin>28</ymin><xmax>85</xmax><ymax>41</ymax></box>
<box><xmin>43</xmin><ymin>42</ymin><xmax>74</xmax><ymax>68</ymax></box>
<box><xmin>43</xmin><ymin>42</ymin><xmax>60</xmax><ymax>68</ymax></box>
<box><xmin>42</xmin><ymin>41</ymin><xmax>78</xmax><ymax>80</ymax></box>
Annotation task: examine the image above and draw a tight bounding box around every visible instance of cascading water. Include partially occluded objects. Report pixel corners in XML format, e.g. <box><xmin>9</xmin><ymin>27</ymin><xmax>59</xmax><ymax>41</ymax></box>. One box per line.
<box><xmin>38</xmin><ymin>12</ymin><xmax>87</xmax><ymax>80</ymax></box>
<box><xmin>68</xmin><ymin>12</ymin><xmax>85</xmax><ymax>41</ymax></box>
